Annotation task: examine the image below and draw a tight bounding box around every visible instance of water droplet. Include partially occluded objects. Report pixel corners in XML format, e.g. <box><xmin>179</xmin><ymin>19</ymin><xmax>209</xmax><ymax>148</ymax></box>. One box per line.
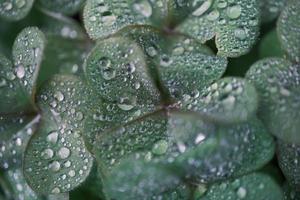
<box><xmin>76</xmin><ymin>112</ymin><xmax>84</xmax><ymax>121</ymax></box>
<box><xmin>16</xmin><ymin>0</ymin><xmax>26</xmax><ymax>8</ymax></box>
<box><xmin>207</xmin><ymin>10</ymin><xmax>220</xmax><ymax>21</ymax></box>
<box><xmin>49</xmin><ymin>161</ymin><xmax>61</xmax><ymax>172</ymax></box>
<box><xmin>47</xmin><ymin>131</ymin><xmax>59</xmax><ymax>144</ymax></box>
<box><xmin>152</xmin><ymin>140</ymin><xmax>168</xmax><ymax>155</ymax></box>
<box><xmin>58</xmin><ymin>147</ymin><xmax>70</xmax><ymax>159</ymax></box>
<box><xmin>192</xmin><ymin>0</ymin><xmax>213</xmax><ymax>16</ymax></box>
<box><xmin>146</xmin><ymin>46</ymin><xmax>157</xmax><ymax>57</ymax></box>
<box><xmin>237</xmin><ymin>186</ymin><xmax>247</xmax><ymax>198</ymax></box>
<box><xmin>51</xmin><ymin>187</ymin><xmax>60</xmax><ymax>194</ymax></box>
<box><xmin>16</xmin><ymin>65</ymin><xmax>25</xmax><ymax>79</ymax></box>
<box><xmin>41</xmin><ymin>148</ymin><xmax>54</xmax><ymax>159</ymax></box>
<box><xmin>68</xmin><ymin>170</ymin><xmax>76</xmax><ymax>177</ymax></box>
<box><xmin>54</xmin><ymin>91</ymin><xmax>64</xmax><ymax>102</ymax></box>
<box><xmin>227</xmin><ymin>5</ymin><xmax>242</xmax><ymax>19</ymax></box>
<box><xmin>0</xmin><ymin>78</ymin><xmax>7</xmax><ymax>87</ymax></box>
<box><xmin>195</xmin><ymin>133</ymin><xmax>206</xmax><ymax>144</ymax></box>
<box><xmin>117</xmin><ymin>96</ymin><xmax>136</xmax><ymax>111</ymax></box>
<box><xmin>102</xmin><ymin>15</ymin><xmax>117</xmax><ymax>26</ymax></box>
<box><xmin>3</xmin><ymin>2</ymin><xmax>12</xmax><ymax>10</ymax></box>
<box><xmin>234</xmin><ymin>28</ymin><xmax>247</xmax><ymax>40</ymax></box>
<box><xmin>133</xmin><ymin>0</ymin><xmax>152</xmax><ymax>17</ymax></box>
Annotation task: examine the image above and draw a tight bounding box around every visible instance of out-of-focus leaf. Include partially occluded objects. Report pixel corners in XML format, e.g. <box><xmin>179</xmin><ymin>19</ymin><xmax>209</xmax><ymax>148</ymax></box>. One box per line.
<box><xmin>277</xmin><ymin>140</ymin><xmax>300</xmax><ymax>190</ymax></box>
<box><xmin>277</xmin><ymin>0</ymin><xmax>300</xmax><ymax>63</ymax></box>
<box><xmin>200</xmin><ymin>173</ymin><xmax>283</xmax><ymax>200</ymax></box>
<box><xmin>259</xmin><ymin>29</ymin><xmax>285</xmax><ymax>59</ymax></box>
<box><xmin>0</xmin><ymin>0</ymin><xmax>34</xmax><ymax>21</ymax></box>
<box><xmin>246</xmin><ymin>58</ymin><xmax>300</xmax><ymax>144</ymax></box>
<box><xmin>36</xmin><ymin>0</ymin><xmax>86</xmax><ymax>15</ymax></box>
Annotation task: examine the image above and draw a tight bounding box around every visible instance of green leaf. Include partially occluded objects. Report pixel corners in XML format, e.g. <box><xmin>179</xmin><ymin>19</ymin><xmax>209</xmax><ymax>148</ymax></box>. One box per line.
<box><xmin>166</xmin><ymin>112</ymin><xmax>274</xmax><ymax>183</ymax></box>
<box><xmin>0</xmin><ymin>114</ymin><xmax>39</xmax><ymax>170</ymax></box>
<box><xmin>4</xmin><ymin>168</ymin><xmax>41</xmax><ymax>200</ymax></box>
<box><xmin>0</xmin><ymin>0</ymin><xmax>34</xmax><ymax>21</ymax></box>
<box><xmin>103</xmin><ymin>158</ymin><xmax>181</xmax><ymax>200</ymax></box>
<box><xmin>83</xmin><ymin>99</ymin><xmax>156</xmax><ymax>150</ymax></box>
<box><xmin>12</xmin><ymin>27</ymin><xmax>46</xmax><ymax>97</ymax></box>
<box><xmin>246</xmin><ymin>58</ymin><xmax>300</xmax><ymax>144</ymax></box>
<box><xmin>201</xmin><ymin>173</ymin><xmax>283</xmax><ymax>200</ymax></box>
<box><xmin>37</xmin><ymin>36</ymin><xmax>90</xmax><ymax>87</ymax></box>
<box><xmin>259</xmin><ymin>29</ymin><xmax>285</xmax><ymax>59</ymax></box>
<box><xmin>174</xmin><ymin>0</ymin><xmax>260</xmax><ymax>57</ymax></box>
<box><xmin>36</xmin><ymin>0</ymin><xmax>85</xmax><ymax>15</ymax></box>
<box><xmin>277</xmin><ymin>0</ymin><xmax>300</xmax><ymax>63</ymax></box>
<box><xmin>259</xmin><ymin>0</ymin><xmax>286</xmax><ymax>23</ymax></box>
<box><xmin>84</xmin><ymin>36</ymin><xmax>160</xmax><ymax>106</ymax></box>
<box><xmin>116</xmin><ymin>25</ymin><xmax>228</xmax><ymax>102</ymax></box>
<box><xmin>24</xmin><ymin>75</ymin><xmax>93</xmax><ymax>194</ymax></box>
<box><xmin>180</xmin><ymin>77</ymin><xmax>258</xmax><ymax>123</ymax></box>
<box><xmin>83</xmin><ymin>0</ymin><xmax>167</xmax><ymax>39</ymax></box>
<box><xmin>93</xmin><ymin>111</ymin><xmax>168</xmax><ymax>172</ymax></box>
<box><xmin>277</xmin><ymin>140</ymin><xmax>300</xmax><ymax>190</ymax></box>
<box><xmin>283</xmin><ymin>182</ymin><xmax>300</xmax><ymax>200</ymax></box>
<box><xmin>0</xmin><ymin>53</ymin><xmax>32</xmax><ymax>114</ymax></box>
<box><xmin>39</xmin><ymin>11</ymin><xmax>87</xmax><ymax>40</ymax></box>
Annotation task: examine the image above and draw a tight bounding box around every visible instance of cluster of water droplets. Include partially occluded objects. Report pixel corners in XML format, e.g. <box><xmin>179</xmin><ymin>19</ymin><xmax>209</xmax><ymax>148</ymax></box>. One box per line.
<box><xmin>0</xmin><ymin>115</ymin><xmax>38</xmax><ymax>170</ymax></box>
<box><xmin>12</xmin><ymin>27</ymin><xmax>45</xmax><ymax>94</ymax></box>
<box><xmin>0</xmin><ymin>0</ymin><xmax>33</xmax><ymax>20</ymax></box>
<box><xmin>177</xmin><ymin>0</ymin><xmax>259</xmax><ymax>56</ymax></box>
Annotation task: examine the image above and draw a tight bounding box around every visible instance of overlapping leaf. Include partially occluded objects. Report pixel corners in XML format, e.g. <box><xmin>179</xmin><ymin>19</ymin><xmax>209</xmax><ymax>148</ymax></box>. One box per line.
<box><xmin>0</xmin><ymin>0</ymin><xmax>34</xmax><ymax>21</ymax></box>
<box><xmin>173</xmin><ymin>0</ymin><xmax>260</xmax><ymax>57</ymax></box>
<box><xmin>24</xmin><ymin>75</ymin><xmax>93</xmax><ymax>194</ymax></box>
<box><xmin>246</xmin><ymin>58</ymin><xmax>300</xmax><ymax>144</ymax></box>
<box><xmin>83</xmin><ymin>0</ymin><xmax>167</xmax><ymax>39</ymax></box>
<box><xmin>277</xmin><ymin>0</ymin><xmax>300</xmax><ymax>63</ymax></box>
<box><xmin>277</xmin><ymin>140</ymin><xmax>300</xmax><ymax>190</ymax></box>
<box><xmin>201</xmin><ymin>173</ymin><xmax>283</xmax><ymax>200</ymax></box>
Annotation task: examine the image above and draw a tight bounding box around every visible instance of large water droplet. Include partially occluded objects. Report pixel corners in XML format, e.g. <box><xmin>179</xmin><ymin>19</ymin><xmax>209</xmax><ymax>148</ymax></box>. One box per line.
<box><xmin>58</xmin><ymin>147</ymin><xmax>70</xmax><ymax>159</ymax></box>
<box><xmin>227</xmin><ymin>5</ymin><xmax>242</xmax><ymax>19</ymax></box>
<box><xmin>133</xmin><ymin>0</ymin><xmax>152</xmax><ymax>17</ymax></box>
<box><xmin>16</xmin><ymin>65</ymin><xmax>25</xmax><ymax>79</ymax></box>
<box><xmin>47</xmin><ymin>131</ymin><xmax>59</xmax><ymax>144</ymax></box>
<box><xmin>49</xmin><ymin>161</ymin><xmax>61</xmax><ymax>172</ymax></box>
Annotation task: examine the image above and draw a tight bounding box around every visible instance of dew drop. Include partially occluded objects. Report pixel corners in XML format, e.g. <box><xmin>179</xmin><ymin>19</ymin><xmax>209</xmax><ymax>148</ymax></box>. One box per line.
<box><xmin>41</xmin><ymin>148</ymin><xmax>54</xmax><ymax>159</ymax></box>
<box><xmin>234</xmin><ymin>28</ymin><xmax>247</xmax><ymax>40</ymax></box>
<box><xmin>133</xmin><ymin>0</ymin><xmax>152</xmax><ymax>17</ymax></box>
<box><xmin>152</xmin><ymin>140</ymin><xmax>168</xmax><ymax>155</ymax></box>
<box><xmin>192</xmin><ymin>0</ymin><xmax>212</xmax><ymax>16</ymax></box>
<box><xmin>54</xmin><ymin>91</ymin><xmax>64</xmax><ymax>102</ymax></box>
<box><xmin>51</xmin><ymin>187</ymin><xmax>60</xmax><ymax>194</ymax></box>
<box><xmin>58</xmin><ymin>147</ymin><xmax>70</xmax><ymax>159</ymax></box>
<box><xmin>15</xmin><ymin>65</ymin><xmax>25</xmax><ymax>79</ymax></box>
<box><xmin>47</xmin><ymin>131</ymin><xmax>59</xmax><ymax>144</ymax></box>
<box><xmin>227</xmin><ymin>5</ymin><xmax>242</xmax><ymax>19</ymax></box>
<box><xmin>237</xmin><ymin>186</ymin><xmax>247</xmax><ymax>198</ymax></box>
<box><xmin>68</xmin><ymin>170</ymin><xmax>76</xmax><ymax>177</ymax></box>
<box><xmin>49</xmin><ymin>161</ymin><xmax>61</xmax><ymax>172</ymax></box>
